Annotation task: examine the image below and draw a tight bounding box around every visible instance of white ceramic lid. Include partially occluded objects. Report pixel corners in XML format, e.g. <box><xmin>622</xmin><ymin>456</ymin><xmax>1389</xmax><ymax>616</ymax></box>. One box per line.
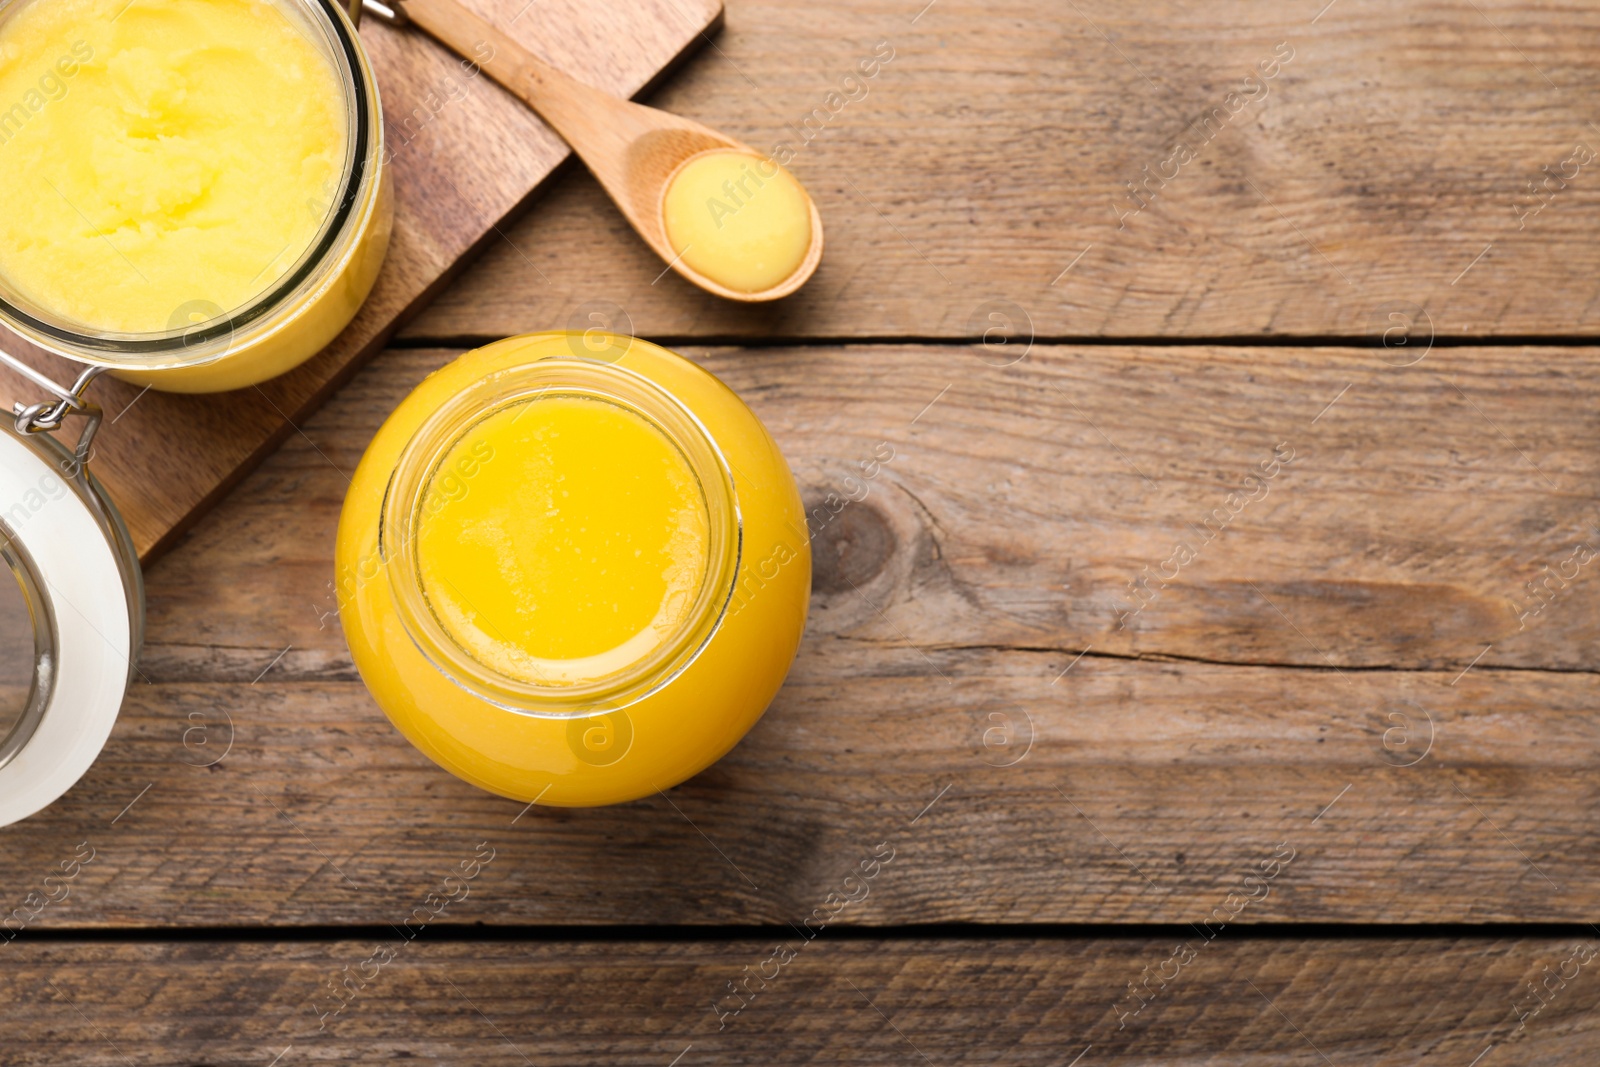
<box><xmin>0</xmin><ymin>423</ymin><xmax>140</xmax><ymax>827</ymax></box>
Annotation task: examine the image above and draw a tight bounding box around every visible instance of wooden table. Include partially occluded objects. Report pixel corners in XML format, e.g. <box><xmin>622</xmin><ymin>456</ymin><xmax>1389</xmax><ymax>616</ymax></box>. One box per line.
<box><xmin>6</xmin><ymin>0</ymin><xmax>1600</xmax><ymax>1062</ymax></box>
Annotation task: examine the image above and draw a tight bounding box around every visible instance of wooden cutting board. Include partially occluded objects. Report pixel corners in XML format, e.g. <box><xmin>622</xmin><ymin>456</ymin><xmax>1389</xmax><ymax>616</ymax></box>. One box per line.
<box><xmin>0</xmin><ymin>0</ymin><xmax>723</xmax><ymax>561</ymax></box>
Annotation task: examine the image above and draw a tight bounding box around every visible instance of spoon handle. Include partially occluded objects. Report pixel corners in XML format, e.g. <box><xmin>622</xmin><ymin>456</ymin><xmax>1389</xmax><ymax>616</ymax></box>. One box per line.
<box><xmin>401</xmin><ymin>0</ymin><xmax>660</xmax><ymax>163</ymax></box>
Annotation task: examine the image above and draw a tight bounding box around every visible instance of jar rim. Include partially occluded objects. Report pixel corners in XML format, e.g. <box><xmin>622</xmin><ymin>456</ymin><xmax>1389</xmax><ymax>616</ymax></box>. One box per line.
<box><xmin>0</xmin><ymin>520</ymin><xmax>54</xmax><ymax>772</ymax></box>
<box><xmin>379</xmin><ymin>354</ymin><xmax>745</xmax><ymax>719</ymax></box>
<box><xmin>0</xmin><ymin>0</ymin><xmax>379</xmax><ymax>369</ymax></box>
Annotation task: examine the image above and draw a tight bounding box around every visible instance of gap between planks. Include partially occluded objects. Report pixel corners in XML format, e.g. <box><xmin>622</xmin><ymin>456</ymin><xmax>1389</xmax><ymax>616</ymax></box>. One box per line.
<box><xmin>13</xmin><ymin>921</ymin><xmax>1600</xmax><ymax>944</ymax></box>
<box><xmin>386</xmin><ymin>334</ymin><xmax>1600</xmax><ymax>351</ymax></box>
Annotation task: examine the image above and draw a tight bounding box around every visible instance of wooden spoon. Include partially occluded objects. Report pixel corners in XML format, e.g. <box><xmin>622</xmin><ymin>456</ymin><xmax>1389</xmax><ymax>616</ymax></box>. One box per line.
<box><xmin>386</xmin><ymin>0</ymin><xmax>824</xmax><ymax>302</ymax></box>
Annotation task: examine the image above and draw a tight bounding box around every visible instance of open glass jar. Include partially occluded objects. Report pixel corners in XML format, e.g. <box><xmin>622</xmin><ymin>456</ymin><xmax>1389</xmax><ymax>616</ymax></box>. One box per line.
<box><xmin>337</xmin><ymin>333</ymin><xmax>812</xmax><ymax>806</ymax></box>
<box><xmin>0</xmin><ymin>0</ymin><xmax>391</xmax><ymax>827</ymax></box>
<box><xmin>0</xmin><ymin>0</ymin><xmax>391</xmax><ymax>394</ymax></box>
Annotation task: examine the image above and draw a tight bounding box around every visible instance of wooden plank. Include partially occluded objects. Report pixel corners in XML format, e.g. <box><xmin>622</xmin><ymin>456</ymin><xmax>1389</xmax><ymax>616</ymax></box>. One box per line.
<box><xmin>152</xmin><ymin>343</ymin><xmax>1600</xmax><ymax>673</ymax></box>
<box><xmin>0</xmin><ymin>343</ymin><xmax>1595</xmax><ymax>926</ymax></box>
<box><xmin>1</xmin><ymin>936</ymin><xmax>1595</xmax><ymax>1064</ymax></box>
<box><xmin>0</xmin><ymin>0</ymin><xmax>723</xmax><ymax>560</ymax></box>
<box><xmin>406</xmin><ymin>0</ymin><xmax>1600</xmax><ymax>343</ymax></box>
<box><xmin>18</xmin><ymin>660</ymin><xmax>1595</xmax><ymax>926</ymax></box>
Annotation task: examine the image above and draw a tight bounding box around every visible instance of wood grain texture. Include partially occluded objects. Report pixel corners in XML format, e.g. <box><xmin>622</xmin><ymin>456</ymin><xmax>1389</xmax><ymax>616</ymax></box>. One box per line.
<box><xmin>406</xmin><ymin>0</ymin><xmax>1600</xmax><ymax>343</ymax></box>
<box><xmin>0</xmin><ymin>0</ymin><xmax>723</xmax><ymax>559</ymax></box>
<box><xmin>2</xmin><ymin>936</ymin><xmax>1596</xmax><ymax>1065</ymax></box>
<box><xmin>2</xmin><ymin>342</ymin><xmax>1596</xmax><ymax>927</ymax></box>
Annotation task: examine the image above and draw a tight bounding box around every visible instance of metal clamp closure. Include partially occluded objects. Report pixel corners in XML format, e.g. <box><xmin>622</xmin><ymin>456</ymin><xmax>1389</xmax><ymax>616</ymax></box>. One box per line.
<box><xmin>1</xmin><ymin>348</ymin><xmax>104</xmax><ymax>474</ymax></box>
<box><xmin>351</xmin><ymin>0</ymin><xmax>408</xmax><ymax>28</ymax></box>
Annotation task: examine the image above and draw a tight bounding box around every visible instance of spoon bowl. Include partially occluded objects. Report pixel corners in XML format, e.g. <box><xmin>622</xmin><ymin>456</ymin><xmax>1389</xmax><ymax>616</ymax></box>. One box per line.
<box><xmin>635</xmin><ymin>134</ymin><xmax>825</xmax><ymax>302</ymax></box>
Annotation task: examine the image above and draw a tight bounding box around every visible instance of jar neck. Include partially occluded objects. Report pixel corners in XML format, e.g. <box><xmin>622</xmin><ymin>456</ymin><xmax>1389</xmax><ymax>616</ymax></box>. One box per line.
<box><xmin>379</xmin><ymin>357</ymin><xmax>743</xmax><ymax>718</ymax></box>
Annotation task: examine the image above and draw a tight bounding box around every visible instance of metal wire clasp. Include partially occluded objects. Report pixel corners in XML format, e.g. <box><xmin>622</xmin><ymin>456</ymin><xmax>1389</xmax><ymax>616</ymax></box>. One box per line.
<box><xmin>2</xmin><ymin>347</ymin><xmax>104</xmax><ymax>474</ymax></box>
<box><xmin>350</xmin><ymin>0</ymin><xmax>408</xmax><ymax>28</ymax></box>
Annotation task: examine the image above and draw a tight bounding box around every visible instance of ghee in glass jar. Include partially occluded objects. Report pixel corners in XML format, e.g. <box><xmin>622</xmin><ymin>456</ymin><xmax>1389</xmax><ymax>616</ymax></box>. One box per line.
<box><xmin>0</xmin><ymin>0</ymin><xmax>391</xmax><ymax>392</ymax></box>
<box><xmin>337</xmin><ymin>333</ymin><xmax>811</xmax><ymax>806</ymax></box>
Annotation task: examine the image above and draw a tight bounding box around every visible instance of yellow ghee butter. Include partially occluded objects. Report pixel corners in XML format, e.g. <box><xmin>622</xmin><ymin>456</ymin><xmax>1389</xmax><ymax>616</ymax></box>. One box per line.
<box><xmin>662</xmin><ymin>149</ymin><xmax>813</xmax><ymax>294</ymax></box>
<box><xmin>0</xmin><ymin>0</ymin><xmax>345</xmax><ymax>332</ymax></box>
<box><xmin>0</xmin><ymin>0</ymin><xmax>391</xmax><ymax>392</ymax></box>
<box><xmin>414</xmin><ymin>394</ymin><xmax>713</xmax><ymax>687</ymax></box>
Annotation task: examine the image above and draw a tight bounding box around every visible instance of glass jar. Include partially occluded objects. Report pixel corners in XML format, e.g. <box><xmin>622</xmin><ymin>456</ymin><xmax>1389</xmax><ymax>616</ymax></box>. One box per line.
<box><xmin>337</xmin><ymin>332</ymin><xmax>812</xmax><ymax>806</ymax></box>
<box><xmin>0</xmin><ymin>0</ymin><xmax>392</xmax><ymax>394</ymax></box>
<box><xmin>0</xmin><ymin>0</ymin><xmax>393</xmax><ymax>827</ymax></box>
